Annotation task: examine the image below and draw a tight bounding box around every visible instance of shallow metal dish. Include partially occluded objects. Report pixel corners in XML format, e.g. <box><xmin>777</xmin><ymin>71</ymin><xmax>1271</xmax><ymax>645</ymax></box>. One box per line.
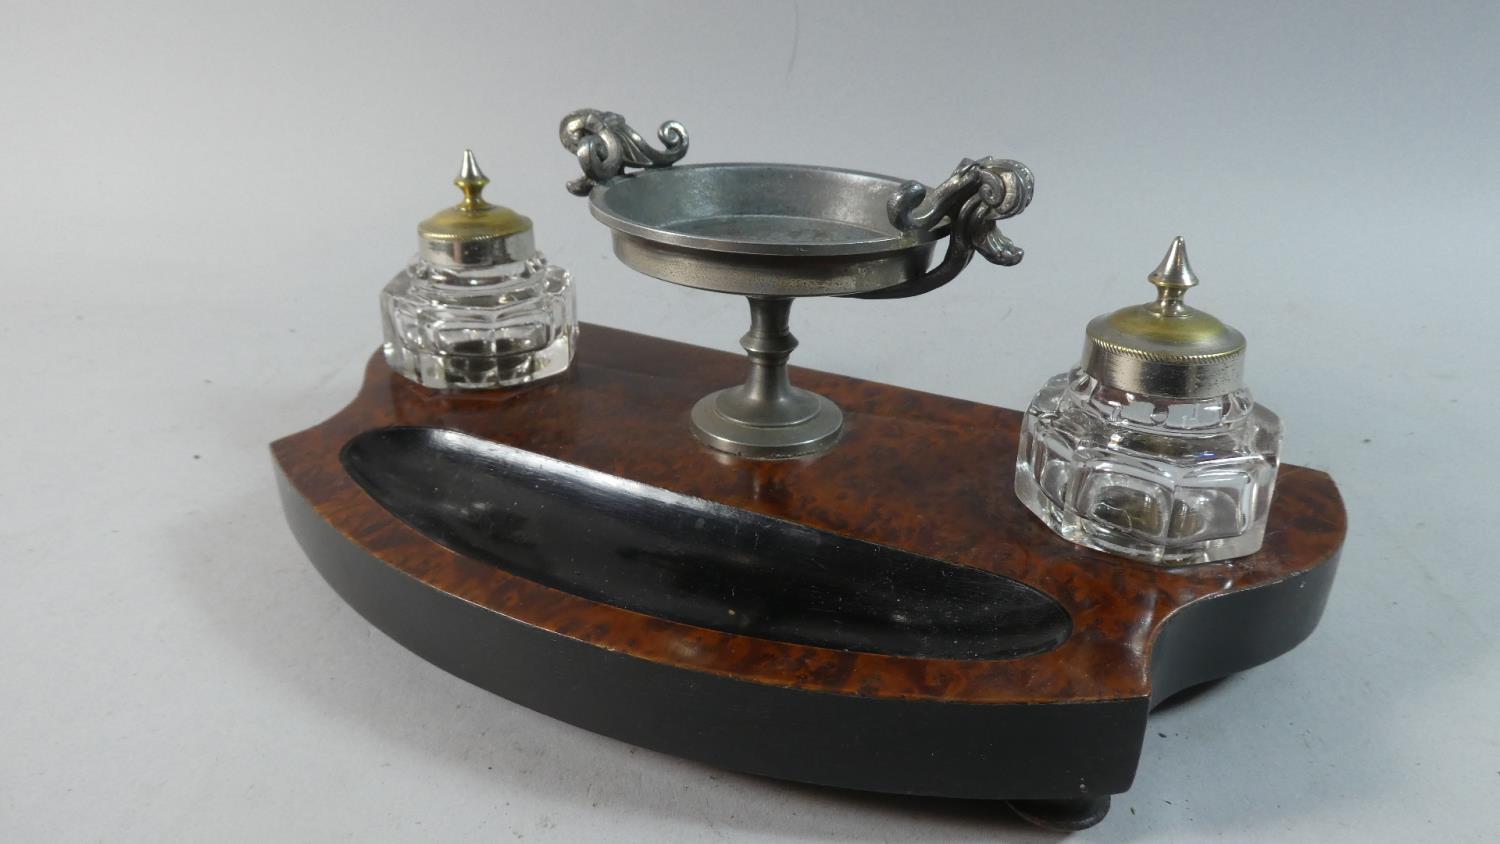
<box><xmin>560</xmin><ymin>108</ymin><xmax>1035</xmax><ymax>457</ymax></box>
<box><xmin>589</xmin><ymin>163</ymin><xmax>941</xmax><ymax>297</ymax></box>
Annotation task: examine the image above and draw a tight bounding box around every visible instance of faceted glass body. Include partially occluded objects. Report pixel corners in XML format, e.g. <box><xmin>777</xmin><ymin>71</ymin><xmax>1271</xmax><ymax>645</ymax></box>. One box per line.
<box><xmin>1015</xmin><ymin>368</ymin><xmax>1281</xmax><ymax>565</ymax></box>
<box><xmin>381</xmin><ymin>253</ymin><xmax>576</xmax><ymax>389</ymax></box>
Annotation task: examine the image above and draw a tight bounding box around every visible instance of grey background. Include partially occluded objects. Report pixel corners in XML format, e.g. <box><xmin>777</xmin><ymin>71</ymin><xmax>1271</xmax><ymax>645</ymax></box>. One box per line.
<box><xmin>3</xmin><ymin>1</ymin><xmax>1497</xmax><ymax>840</ymax></box>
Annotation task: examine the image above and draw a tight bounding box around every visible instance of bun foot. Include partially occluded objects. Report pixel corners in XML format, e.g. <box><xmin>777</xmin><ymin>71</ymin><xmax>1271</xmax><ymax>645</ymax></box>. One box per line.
<box><xmin>1006</xmin><ymin>796</ymin><xmax>1111</xmax><ymax>831</ymax></box>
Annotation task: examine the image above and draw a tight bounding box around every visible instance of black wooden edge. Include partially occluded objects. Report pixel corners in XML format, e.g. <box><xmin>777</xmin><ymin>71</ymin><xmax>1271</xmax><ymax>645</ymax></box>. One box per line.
<box><xmin>1148</xmin><ymin>552</ymin><xmax>1341</xmax><ymax>707</ymax></box>
<box><xmin>274</xmin><ymin>462</ymin><xmax>1148</xmax><ymax>800</ymax></box>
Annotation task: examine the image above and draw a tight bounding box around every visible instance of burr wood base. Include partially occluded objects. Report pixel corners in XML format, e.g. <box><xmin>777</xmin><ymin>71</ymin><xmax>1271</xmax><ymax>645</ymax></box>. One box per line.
<box><xmin>270</xmin><ymin>323</ymin><xmax>1345</xmax><ymax>830</ymax></box>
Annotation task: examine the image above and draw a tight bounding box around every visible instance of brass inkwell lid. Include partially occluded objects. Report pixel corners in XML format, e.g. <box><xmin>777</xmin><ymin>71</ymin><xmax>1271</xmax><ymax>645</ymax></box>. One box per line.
<box><xmin>417</xmin><ymin>150</ymin><xmax>534</xmax><ymax>269</ymax></box>
<box><xmin>1083</xmin><ymin>237</ymin><xmax>1247</xmax><ymax>398</ymax></box>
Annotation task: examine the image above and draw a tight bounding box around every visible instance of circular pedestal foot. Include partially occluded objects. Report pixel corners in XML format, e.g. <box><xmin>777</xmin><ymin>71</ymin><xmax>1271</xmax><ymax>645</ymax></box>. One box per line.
<box><xmin>1006</xmin><ymin>796</ymin><xmax>1111</xmax><ymax>831</ymax></box>
<box><xmin>691</xmin><ymin>388</ymin><xmax>843</xmax><ymax>459</ymax></box>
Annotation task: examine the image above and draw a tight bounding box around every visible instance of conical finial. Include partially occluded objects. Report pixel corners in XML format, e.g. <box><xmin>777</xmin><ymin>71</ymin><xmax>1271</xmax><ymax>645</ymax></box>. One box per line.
<box><xmin>454</xmin><ymin>149</ymin><xmax>492</xmax><ymax>212</ymax></box>
<box><xmin>1147</xmin><ymin>236</ymin><xmax>1200</xmax><ymax>316</ymax></box>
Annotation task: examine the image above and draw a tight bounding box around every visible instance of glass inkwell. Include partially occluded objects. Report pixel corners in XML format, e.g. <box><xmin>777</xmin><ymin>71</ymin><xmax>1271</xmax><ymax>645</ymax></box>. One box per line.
<box><xmin>1015</xmin><ymin>238</ymin><xmax>1281</xmax><ymax>565</ymax></box>
<box><xmin>382</xmin><ymin>151</ymin><xmax>577</xmax><ymax>389</ymax></box>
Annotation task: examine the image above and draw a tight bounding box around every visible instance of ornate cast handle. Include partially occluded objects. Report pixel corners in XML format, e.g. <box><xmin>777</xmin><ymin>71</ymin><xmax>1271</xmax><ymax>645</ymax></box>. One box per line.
<box><xmin>854</xmin><ymin>157</ymin><xmax>1034</xmax><ymax>300</ymax></box>
<box><xmin>560</xmin><ymin>108</ymin><xmax>690</xmax><ymax>196</ymax></box>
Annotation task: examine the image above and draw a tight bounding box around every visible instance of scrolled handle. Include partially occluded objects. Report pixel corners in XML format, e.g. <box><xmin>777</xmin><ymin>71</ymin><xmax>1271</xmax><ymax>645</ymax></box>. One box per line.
<box><xmin>856</xmin><ymin>157</ymin><xmax>1034</xmax><ymax>300</ymax></box>
<box><xmin>560</xmin><ymin>108</ymin><xmax>690</xmax><ymax>196</ymax></box>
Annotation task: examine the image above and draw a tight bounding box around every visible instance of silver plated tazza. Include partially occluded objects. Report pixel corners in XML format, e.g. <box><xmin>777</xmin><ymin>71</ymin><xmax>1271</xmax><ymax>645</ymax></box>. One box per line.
<box><xmin>561</xmin><ymin>107</ymin><xmax>1034</xmax><ymax>458</ymax></box>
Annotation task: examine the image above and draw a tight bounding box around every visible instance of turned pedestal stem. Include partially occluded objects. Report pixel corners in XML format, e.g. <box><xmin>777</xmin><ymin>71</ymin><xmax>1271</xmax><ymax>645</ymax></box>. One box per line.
<box><xmin>689</xmin><ymin>296</ymin><xmax>843</xmax><ymax>459</ymax></box>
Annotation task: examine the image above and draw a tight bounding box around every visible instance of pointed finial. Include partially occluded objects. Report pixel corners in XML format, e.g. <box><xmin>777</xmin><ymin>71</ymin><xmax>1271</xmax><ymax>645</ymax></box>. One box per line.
<box><xmin>454</xmin><ymin>149</ymin><xmax>492</xmax><ymax>212</ymax></box>
<box><xmin>1147</xmin><ymin>236</ymin><xmax>1200</xmax><ymax>316</ymax></box>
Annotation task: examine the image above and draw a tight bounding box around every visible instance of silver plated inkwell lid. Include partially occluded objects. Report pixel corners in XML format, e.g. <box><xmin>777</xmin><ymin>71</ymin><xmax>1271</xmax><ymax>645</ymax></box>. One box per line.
<box><xmin>417</xmin><ymin>150</ymin><xmax>536</xmax><ymax>269</ymax></box>
<box><xmin>1083</xmin><ymin>237</ymin><xmax>1247</xmax><ymax>399</ymax></box>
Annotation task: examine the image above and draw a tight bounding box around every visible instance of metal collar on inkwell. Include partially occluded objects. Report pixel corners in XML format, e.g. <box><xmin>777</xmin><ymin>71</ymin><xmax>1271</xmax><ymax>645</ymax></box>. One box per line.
<box><xmin>417</xmin><ymin>150</ymin><xmax>536</xmax><ymax>269</ymax></box>
<box><xmin>1082</xmin><ymin>237</ymin><xmax>1247</xmax><ymax>399</ymax></box>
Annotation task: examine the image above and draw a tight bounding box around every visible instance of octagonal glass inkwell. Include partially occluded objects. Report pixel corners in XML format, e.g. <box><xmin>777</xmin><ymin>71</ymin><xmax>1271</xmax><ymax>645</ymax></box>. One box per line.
<box><xmin>1015</xmin><ymin>238</ymin><xmax>1281</xmax><ymax>565</ymax></box>
<box><xmin>382</xmin><ymin>151</ymin><xmax>577</xmax><ymax>389</ymax></box>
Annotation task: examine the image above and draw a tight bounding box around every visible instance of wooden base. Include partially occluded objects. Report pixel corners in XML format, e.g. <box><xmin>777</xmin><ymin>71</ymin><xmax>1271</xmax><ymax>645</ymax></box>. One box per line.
<box><xmin>271</xmin><ymin>324</ymin><xmax>1345</xmax><ymax>828</ymax></box>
